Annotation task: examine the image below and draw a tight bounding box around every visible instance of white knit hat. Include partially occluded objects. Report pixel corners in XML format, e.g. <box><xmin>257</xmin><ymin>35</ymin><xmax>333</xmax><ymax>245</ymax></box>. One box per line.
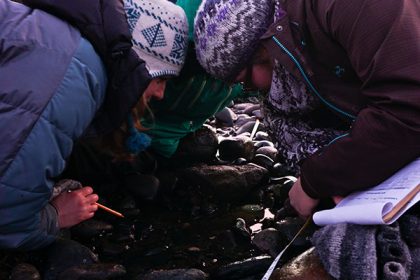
<box><xmin>123</xmin><ymin>0</ymin><xmax>189</xmax><ymax>78</ymax></box>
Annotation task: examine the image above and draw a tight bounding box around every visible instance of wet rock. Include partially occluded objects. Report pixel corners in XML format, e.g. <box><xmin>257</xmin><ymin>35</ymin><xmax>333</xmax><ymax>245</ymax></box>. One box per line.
<box><xmin>125</xmin><ymin>173</ymin><xmax>160</xmax><ymax>200</ymax></box>
<box><xmin>212</xmin><ymin>256</ymin><xmax>272</xmax><ymax>280</ymax></box>
<box><xmin>43</xmin><ymin>239</ymin><xmax>98</xmax><ymax>280</ymax></box>
<box><xmin>254</xmin><ymin>140</ymin><xmax>275</xmax><ymax>149</ymax></box>
<box><xmin>252</xmin><ymin>154</ymin><xmax>275</xmax><ymax>170</ymax></box>
<box><xmin>235</xmin><ymin>115</ymin><xmax>257</xmax><ymax>128</ymax></box>
<box><xmin>270</xmin><ymin>163</ymin><xmax>291</xmax><ymax>178</ymax></box>
<box><xmin>100</xmin><ymin>240</ymin><xmax>129</xmax><ymax>258</ymax></box>
<box><xmin>112</xmin><ymin>220</ymin><xmax>135</xmax><ymax>243</ymax></box>
<box><xmin>233</xmin><ymin>102</ymin><xmax>257</xmax><ymax>111</ymax></box>
<box><xmin>59</xmin><ymin>263</ymin><xmax>126</xmax><ymax>280</ymax></box>
<box><xmin>242</xmin><ymin>104</ymin><xmax>260</xmax><ymax>115</ymax></box>
<box><xmin>233</xmin><ymin>157</ymin><xmax>248</xmax><ymax>165</ymax></box>
<box><xmin>275</xmin><ymin>217</ymin><xmax>313</xmax><ymax>247</ymax></box>
<box><xmin>180</xmin><ymin>164</ymin><xmax>268</xmax><ymax>202</ymax></box>
<box><xmin>252</xmin><ymin>109</ymin><xmax>263</xmax><ymax>119</ymax></box>
<box><xmin>215</xmin><ymin>107</ymin><xmax>237</xmax><ymax>127</ymax></box>
<box><xmin>270</xmin><ymin>247</ymin><xmax>333</xmax><ymax>280</ymax></box>
<box><xmin>10</xmin><ymin>263</ymin><xmax>41</xmax><ymax>280</ymax></box>
<box><xmin>232</xmin><ymin>218</ymin><xmax>251</xmax><ymax>244</ymax></box>
<box><xmin>219</xmin><ymin>136</ymin><xmax>255</xmax><ymax>161</ymax></box>
<box><xmin>174</xmin><ymin>126</ymin><xmax>219</xmax><ymax>163</ymax></box>
<box><xmin>254</xmin><ymin>131</ymin><xmax>270</xmax><ymax>141</ymax></box>
<box><xmin>256</xmin><ymin>146</ymin><xmax>278</xmax><ymax>161</ymax></box>
<box><xmin>214</xmin><ymin>230</ymin><xmax>238</xmax><ymax>250</ymax></box>
<box><xmin>236</xmin><ymin>120</ymin><xmax>260</xmax><ymax>135</ymax></box>
<box><xmin>71</xmin><ymin>219</ymin><xmax>113</xmax><ymax>240</ymax></box>
<box><xmin>252</xmin><ymin>228</ymin><xmax>286</xmax><ymax>257</ymax></box>
<box><xmin>139</xmin><ymin>268</ymin><xmax>208</xmax><ymax>280</ymax></box>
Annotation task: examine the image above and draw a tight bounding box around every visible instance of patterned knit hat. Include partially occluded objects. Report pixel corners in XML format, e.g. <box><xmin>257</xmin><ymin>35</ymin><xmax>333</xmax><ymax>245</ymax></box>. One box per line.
<box><xmin>194</xmin><ymin>0</ymin><xmax>274</xmax><ymax>81</ymax></box>
<box><xmin>123</xmin><ymin>0</ymin><xmax>189</xmax><ymax>78</ymax></box>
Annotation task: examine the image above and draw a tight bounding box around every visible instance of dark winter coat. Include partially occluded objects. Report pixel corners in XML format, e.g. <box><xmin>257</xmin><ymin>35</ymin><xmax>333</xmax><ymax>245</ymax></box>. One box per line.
<box><xmin>261</xmin><ymin>0</ymin><xmax>420</xmax><ymax>198</ymax></box>
<box><xmin>0</xmin><ymin>0</ymin><xmax>107</xmax><ymax>250</ymax></box>
<box><xmin>23</xmin><ymin>0</ymin><xmax>151</xmax><ymax>135</ymax></box>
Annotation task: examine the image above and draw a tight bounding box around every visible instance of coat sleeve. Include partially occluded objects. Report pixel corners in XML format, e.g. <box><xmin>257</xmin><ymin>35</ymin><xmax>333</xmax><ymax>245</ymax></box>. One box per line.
<box><xmin>300</xmin><ymin>0</ymin><xmax>420</xmax><ymax>198</ymax></box>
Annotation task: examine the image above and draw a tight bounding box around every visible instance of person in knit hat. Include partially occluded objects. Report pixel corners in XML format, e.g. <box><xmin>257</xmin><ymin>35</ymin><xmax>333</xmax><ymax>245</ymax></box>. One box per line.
<box><xmin>0</xmin><ymin>0</ymin><xmax>188</xmax><ymax>254</ymax></box>
<box><xmin>195</xmin><ymin>0</ymin><xmax>420</xmax><ymax>278</ymax></box>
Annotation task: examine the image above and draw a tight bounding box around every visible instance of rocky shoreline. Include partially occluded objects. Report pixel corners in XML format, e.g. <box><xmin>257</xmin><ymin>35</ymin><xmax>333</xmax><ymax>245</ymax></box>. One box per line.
<box><xmin>1</xmin><ymin>97</ymin><xmax>330</xmax><ymax>280</ymax></box>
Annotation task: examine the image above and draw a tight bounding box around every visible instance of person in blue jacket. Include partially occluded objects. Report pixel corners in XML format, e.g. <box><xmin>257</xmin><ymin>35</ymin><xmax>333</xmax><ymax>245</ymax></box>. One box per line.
<box><xmin>0</xmin><ymin>0</ymin><xmax>188</xmax><ymax>251</ymax></box>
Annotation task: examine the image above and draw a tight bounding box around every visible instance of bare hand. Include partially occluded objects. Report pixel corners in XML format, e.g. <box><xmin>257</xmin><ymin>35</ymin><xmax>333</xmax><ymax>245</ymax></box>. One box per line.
<box><xmin>288</xmin><ymin>177</ymin><xmax>320</xmax><ymax>219</ymax></box>
<box><xmin>51</xmin><ymin>187</ymin><xmax>99</xmax><ymax>228</ymax></box>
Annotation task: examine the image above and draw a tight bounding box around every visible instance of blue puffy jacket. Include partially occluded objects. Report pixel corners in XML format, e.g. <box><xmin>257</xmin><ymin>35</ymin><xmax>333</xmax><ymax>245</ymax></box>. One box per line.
<box><xmin>0</xmin><ymin>0</ymin><xmax>107</xmax><ymax>250</ymax></box>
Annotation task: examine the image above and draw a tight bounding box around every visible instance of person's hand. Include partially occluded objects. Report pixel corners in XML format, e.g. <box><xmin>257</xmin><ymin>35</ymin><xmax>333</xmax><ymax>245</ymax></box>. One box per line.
<box><xmin>288</xmin><ymin>177</ymin><xmax>320</xmax><ymax>219</ymax></box>
<box><xmin>51</xmin><ymin>187</ymin><xmax>99</xmax><ymax>228</ymax></box>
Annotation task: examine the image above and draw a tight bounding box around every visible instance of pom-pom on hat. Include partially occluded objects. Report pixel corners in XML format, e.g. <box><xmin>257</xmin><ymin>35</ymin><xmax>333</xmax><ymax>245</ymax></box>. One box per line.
<box><xmin>123</xmin><ymin>0</ymin><xmax>189</xmax><ymax>78</ymax></box>
<box><xmin>194</xmin><ymin>0</ymin><xmax>274</xmax><ymax>81</ymax></box>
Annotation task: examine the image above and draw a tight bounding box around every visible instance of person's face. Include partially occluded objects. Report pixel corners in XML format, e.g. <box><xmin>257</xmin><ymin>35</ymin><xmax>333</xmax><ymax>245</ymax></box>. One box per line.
<box><xmin>143</xmin><ymin>77</ymin><xmax>168</xmax><ymax>102</ymax></box>
<box><xmin>233</xmin><ymin>47</ymin><xmax>273</xmax><ymax>93</ymax></box>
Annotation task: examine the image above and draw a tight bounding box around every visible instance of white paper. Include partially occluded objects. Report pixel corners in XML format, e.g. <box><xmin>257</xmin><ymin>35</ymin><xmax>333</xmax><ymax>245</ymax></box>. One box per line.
<box><xmin>313</xmin><ymin>158</ymin><xmax>420</xmax><ymax>225</ymax></box>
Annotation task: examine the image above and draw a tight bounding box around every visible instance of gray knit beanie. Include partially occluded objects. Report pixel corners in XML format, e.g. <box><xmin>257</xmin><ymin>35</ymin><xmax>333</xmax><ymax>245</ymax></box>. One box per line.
<box><xmin>194</xmin><ymin>0</ymin><xmax>274</xmax><ymax>81</ymax></box>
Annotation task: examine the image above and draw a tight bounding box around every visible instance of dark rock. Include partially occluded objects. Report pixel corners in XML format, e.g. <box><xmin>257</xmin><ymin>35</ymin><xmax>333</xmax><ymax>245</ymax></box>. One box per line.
<box><xmin>174</xmin><ymin>126</ymin><xmax>219</xmax><ymax>163</ymax></box>
<box><xmin>219</xmin><ymin>136</ymin><xmax>255</xmax><ymax>161</ymax></box>
<box><xmin>214</xmin><ymin>230</ymin><xmax>238</xmax><ymax>250</ymax></box>
<box><xmin>212</xmin><ymin>256</ymin><xmax>272</xmax><ymax>280</ymax></box>
<box><xmin>242</xmin><ymin>104</ymin><xmax>260</xmax><ymax>115</ymax></box>
<box><xmin>112</xmin><ymin>220</ymin><xmax>135</xmax><ymax>243</ymax></box>
<box><xmin>270</xmin><ymin>163</ymin><xmax>291</xmax><ymax>178</ymax></box>
<box><xmin>139</xmin><ymin>268</ymin><xmax>208</xmax><ymax>280</ymax></box>
<box><xmin>252</xmin><ymin>109</ymin><xmax>263</xmax><ymax>119</ymax></box>
<box><xmin>270</xmin><ymin>247</ymin><xmax>334</xmax><ymax>280</ymax></box>
<box><xmin>232</xmin><ymin>218</ymin><xmax>251</xmax><ymax>244</ymax></box>
<box><xmin>252</xmin><ymin>228</ymin><xmax>286</xmax><ymax>257</ymax></box>
<box><xmin>275</xmin><ymin>217</ymin><xmax>313</xmax><ymax>247</ymax></box>
<box><xmin>234</xmin><ymin>115</ymin><xmax>256</xmax><ymax>128</ymax></box>
<box><xmin>254</xmin><ymin>140</ymin><xmax>274</xmax><ymax>149</ymax></box>
<box><xmin>233</xmin><ymin>103</ymin><xmax>257</xmax><ymax>111</ymax></box>
<box><xmin>59</xmin><ymin>263</ymin><xmax>126</xmax><ymax>280</ymax></box>
<box><xmin>215</xmin><ymin>107</ymin><xmax>237</xmax><ymax>127</ymax></box>
<box><xmin>71</xmin><ymin>219</ymin><xmax>113</xmax><ymax>240</ymax></box>
<box><xmin>100</xmin><ymin>240</ymin><xmax>129</xmax><ymax>258</ymax></box>
<box><xmin>236</xmin><ymin>120</ymin><xmax>260</xmax><ymax>135</ymax></box>
<box><xmin>10</xmin><ymin>263</ymin><xmax>41</xmax><ymax>280</ymax></box>
<box><xmin>254</xmin><ymin>131</ymin><xmax>270</xmax><ymax>141</ymax></box>
<box><xmin>233</xmin><ymin>157</ymin><xmax>248</xmax><ymax>165</ymax></box>
<box><xmin>43</xmin><ymin>239</ymin><xmax>98</xmax><ymax>280</ymax></box>
<box><xmin>124</xmin><ymin>174</ymin><xmax>160</xmax><ymax>200</ymax></box>
<box><xmin>252</xmin><ymin>154</ymin><xmax>275</xmax><ymax>170</ymax></box>
<box><xmin>180</xmin><ymin>164</ymin><xmax>268</xmax><ymax>202</ymax></box>
<box><xmin>255</xmin><ymin>146</ymin><xmax>278</xmax><ymax>161</ymax></box>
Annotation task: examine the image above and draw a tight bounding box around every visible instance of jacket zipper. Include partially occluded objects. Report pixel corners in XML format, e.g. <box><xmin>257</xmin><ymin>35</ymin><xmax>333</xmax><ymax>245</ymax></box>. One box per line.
<box><xmin>271</xmin><ymin>36</ymin><xmax>356</xmax><ymax>120</ymax></box>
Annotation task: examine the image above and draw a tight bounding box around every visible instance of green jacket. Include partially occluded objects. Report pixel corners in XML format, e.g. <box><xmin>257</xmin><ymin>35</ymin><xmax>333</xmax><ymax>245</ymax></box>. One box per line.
<box><xmin>143</xmin><ymin>0</ymin><xmax>245</xmax><ymax>157</ymax></box>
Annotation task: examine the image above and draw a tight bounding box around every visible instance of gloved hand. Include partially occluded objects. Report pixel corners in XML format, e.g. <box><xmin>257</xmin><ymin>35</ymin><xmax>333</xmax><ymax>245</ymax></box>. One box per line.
<box><xmin>51</xmin><ymin>184</ymin><xmax>99</xmax><ymax>229</ymax></box>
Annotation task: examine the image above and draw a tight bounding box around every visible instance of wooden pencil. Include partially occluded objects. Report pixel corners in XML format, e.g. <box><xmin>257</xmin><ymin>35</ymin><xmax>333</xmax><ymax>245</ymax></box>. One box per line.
<box><xmin>96</xmin><ymin>202</ymin><xmax>125</xmax><ymax>218</ymax></box>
